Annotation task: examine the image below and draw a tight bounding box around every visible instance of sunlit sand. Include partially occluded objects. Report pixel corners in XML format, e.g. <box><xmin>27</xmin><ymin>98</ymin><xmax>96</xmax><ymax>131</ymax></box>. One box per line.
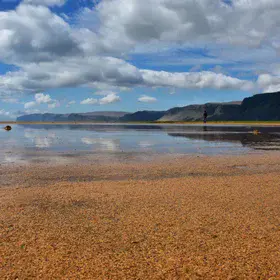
<box><xmin>1</xmin><ymin>153</ymin><xmax>280</xmax><ymax>279</ymax></box>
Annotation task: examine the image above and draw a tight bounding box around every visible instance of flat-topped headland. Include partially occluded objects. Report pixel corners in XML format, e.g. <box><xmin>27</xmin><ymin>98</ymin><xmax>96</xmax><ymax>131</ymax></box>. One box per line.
<box><xmin>14</xmin><ymin>91</ymin><xmax>280</xmax><ymax>123</ymax></box>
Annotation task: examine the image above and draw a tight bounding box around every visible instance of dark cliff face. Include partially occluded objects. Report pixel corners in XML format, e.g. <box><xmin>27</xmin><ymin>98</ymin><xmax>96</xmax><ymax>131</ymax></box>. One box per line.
<box><xmin>120</xmin><ymin>111</ymin><xmax>166</xmax><ymax>122</ymax></box>
<box><xmin>240</xmin><ymin>91</ymin><xmax>280</xmax><ymax>121</ymax></box>
<box><xmin>160</xmin><ymin>92</ymin><xmax>280</xmax><ymax>121</ymax></box>
<box><xmin>160</xmin><ymin>103</ymin><xmax>241</xmax><ymax>121</ymax></box>
<box><xmin>207</xmin><ymin>104</ymin><xmax>241</xmax><ymax>121</ymax></box>
<box><xmin>16</xmin><ymin>91</ymin><xmax>280</xmax><ymax>122</ymax></box>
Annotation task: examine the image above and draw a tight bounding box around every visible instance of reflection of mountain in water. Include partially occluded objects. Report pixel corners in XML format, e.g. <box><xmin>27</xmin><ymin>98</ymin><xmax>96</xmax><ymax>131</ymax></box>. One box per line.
<box><xmin>20</xmin><ymin>124</ymin><xmax>165</xmax><ymax>132</ymax></box>
<box><xmin>168</xmin><ymin>131</ymin><xmax>280</xmax><ymax>150</ymax></box>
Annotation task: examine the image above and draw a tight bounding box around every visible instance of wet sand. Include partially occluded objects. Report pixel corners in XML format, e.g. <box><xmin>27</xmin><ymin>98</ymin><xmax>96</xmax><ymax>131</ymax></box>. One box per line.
<box><xmin>1</xmin><ymin>153</ymin><xmax>280</xmax><ymax>279</ymax></box>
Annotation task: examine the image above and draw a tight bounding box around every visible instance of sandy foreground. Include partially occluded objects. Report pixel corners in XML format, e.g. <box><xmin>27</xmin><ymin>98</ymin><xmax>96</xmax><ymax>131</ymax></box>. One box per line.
<box><xmin>1</xmin><ymin>153</ymin><xmax>280</xmax><ymax>279</ymax></box>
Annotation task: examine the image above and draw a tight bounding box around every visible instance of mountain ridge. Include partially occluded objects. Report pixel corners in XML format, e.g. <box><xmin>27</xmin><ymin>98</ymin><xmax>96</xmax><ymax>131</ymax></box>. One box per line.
<box><xmin>16</xmin><ymin>91</ymin><xmax>280</xmax><ymax>122</ymax></box>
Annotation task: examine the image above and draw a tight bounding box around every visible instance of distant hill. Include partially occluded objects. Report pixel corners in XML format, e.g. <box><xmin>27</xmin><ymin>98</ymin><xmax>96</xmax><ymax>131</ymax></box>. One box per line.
<box><xmin>159</xmin><ymin>102</ymin><xmax>241</xmax><ymax>122</ymax></box>
<box><xmin>159</xmin><ymin>92</ymin><xmax>280</xmax><ymax>121</ymax></box>
<box><xmin>16</xmin><ymin>111</ymin><xmax>129</xmax><ymax>122</ymax></box>
<box><xmin>16</xmin><ymin>91</ymin><xmax>280</xmax><ymax>122</ymax></box>
<box><xmin>78</xmin><ymin>112</ymin><xmax>129</xmax><ymax>117</ymax></box>
<box><xmin>240</xmin><ymin>92</ymin><xmax>280</xmax><ymax>120</ymax></box>
<box><xmin>119</xmin><ymin>111</ymin><xmax>166</xmax><ymax>122</ymax></box>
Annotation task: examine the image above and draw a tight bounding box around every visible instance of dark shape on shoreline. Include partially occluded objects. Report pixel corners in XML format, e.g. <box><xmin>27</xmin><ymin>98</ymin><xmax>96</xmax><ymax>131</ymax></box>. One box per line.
<box><xmin>16</xmin><ymin>91</ymin><xmax>280</xmax><ymax>122</ymax></box>
<box><xmin>4</xmin><ymin>125</ymin><xmax>12</xmax><ymax>131</ymax></box>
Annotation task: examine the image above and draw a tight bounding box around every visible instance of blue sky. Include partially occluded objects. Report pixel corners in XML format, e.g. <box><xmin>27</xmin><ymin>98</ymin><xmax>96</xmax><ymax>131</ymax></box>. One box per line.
<box><xmin>0</xmin><ymin>0</ymin><xmax>279</xmax><ymax>119</ymax></box>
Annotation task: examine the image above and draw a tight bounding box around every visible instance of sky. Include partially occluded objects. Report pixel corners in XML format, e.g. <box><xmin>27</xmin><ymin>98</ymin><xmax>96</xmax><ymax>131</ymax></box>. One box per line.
<box><xmin>1</xmin><ymin>0</ymin><xmax>280</xmax><ymax>120</ymax></box>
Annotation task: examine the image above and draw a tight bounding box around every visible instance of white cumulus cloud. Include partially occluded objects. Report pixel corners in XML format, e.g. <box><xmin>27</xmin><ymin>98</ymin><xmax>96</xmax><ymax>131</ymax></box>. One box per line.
<box><xmin>257</xmin><ymin>74</ymin><xmax>280</xmax><ymax>93</ymax></box>
<box><xmin>0</xmin><ymin>109</ymin><xmax>11</xmax><ymax>116</ymax></box>
<box><xmin>48</xmin><ymin>101</ymin><xmax>60</xmax><ymax>109</ymax></box>
<box><xmin>86</xmin><ymin>0</ymin><xmax>280</xmax><ymax>50</ymax></box>
<box><xmin>81</xmin><ymin>94</ymin><xmax>121</xmax><ymax>105</ymax></box>
<box><xmin>0</xmin><ymin>4</ymin><xmax>80</xmax><ymax>64</ymax></box>
<box><xmin>80</xmin><ymin>98</ymin><xmax>98</xmax><ymax>105</ymax></box>
<box><xmin>2</xmin><ymin>0</ymin><xmax>280</xmax><ymax>101</ymax></box>
<box><xmin>24</xmin><ymin>93</ymin><xmax>59</xmax><ymax>109</ymax></box>
<box><xmin>99</xmin><ymin>93</ymin><xmax>120</xmax><ymax>105</ymax></box>
<box><xmin>94</xmin><ymin>90</ymin><xmax>117</xmax><ymax>96</ymax></box>
<box><xmin>24</xmin><ymin>101</ymin><xmax>37</xmax><ymax>109</ymax></box>
<box><xmin>138</xmin><ymin>95</ymin><xmax>157</xmax><ymax>103</ymax></box>
<box><xmin>66</xmin><ymin>100</ymin><xmax>76</xmax><ymax>107</ymax></box>
<box><xmin>141</xmin><ymin>70</ymin><xmax>254</xmax><ymax>91</ymax></box>
<box><xmin>35</xmin><ymin>93</ymin><xmax>52</xmax><ymax>104</ymax></box>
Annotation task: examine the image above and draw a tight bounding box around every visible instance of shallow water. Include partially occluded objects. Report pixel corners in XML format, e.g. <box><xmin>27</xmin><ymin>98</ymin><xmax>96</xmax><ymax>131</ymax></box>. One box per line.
<box><xmin>1</xmin><ymin>123</ymin><xmax>280</xmax><ymax>164</ymax></box>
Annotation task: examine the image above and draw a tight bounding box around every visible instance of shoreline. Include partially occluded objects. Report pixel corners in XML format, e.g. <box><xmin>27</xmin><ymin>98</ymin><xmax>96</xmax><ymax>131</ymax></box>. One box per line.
<box><xmin>1</xmin><ymin>152</ymin><xmax>280</xmax><ymax>278</ymax></box>
<box><xmin>0</xmin><ymin>149</ymin><xmax>266</xmax><ymax>174</ymax></box>
<box><xmin>1</xmin><ymin>150</ymin><xmax>279</xmax><ymax>182</ymax></box>
<box><xmin>2</xmin><ymin>121</ymin><xmax>280</xmax><ymax>126</ymax></box>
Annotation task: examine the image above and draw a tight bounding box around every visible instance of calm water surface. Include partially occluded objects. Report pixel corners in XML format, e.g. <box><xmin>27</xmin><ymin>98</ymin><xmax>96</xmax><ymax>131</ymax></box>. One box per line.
<box><xmin>1</xmin><ymin>123</ymin><xmax>280</xmax><ymax>164</ymax></box>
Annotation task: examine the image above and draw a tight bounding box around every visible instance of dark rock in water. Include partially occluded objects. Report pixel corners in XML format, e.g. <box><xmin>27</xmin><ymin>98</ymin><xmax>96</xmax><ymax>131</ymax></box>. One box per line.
<box><xmin>4</xmin><ymin>125</ymin><xmax>12</xmax><ymax>131</ymax></box>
